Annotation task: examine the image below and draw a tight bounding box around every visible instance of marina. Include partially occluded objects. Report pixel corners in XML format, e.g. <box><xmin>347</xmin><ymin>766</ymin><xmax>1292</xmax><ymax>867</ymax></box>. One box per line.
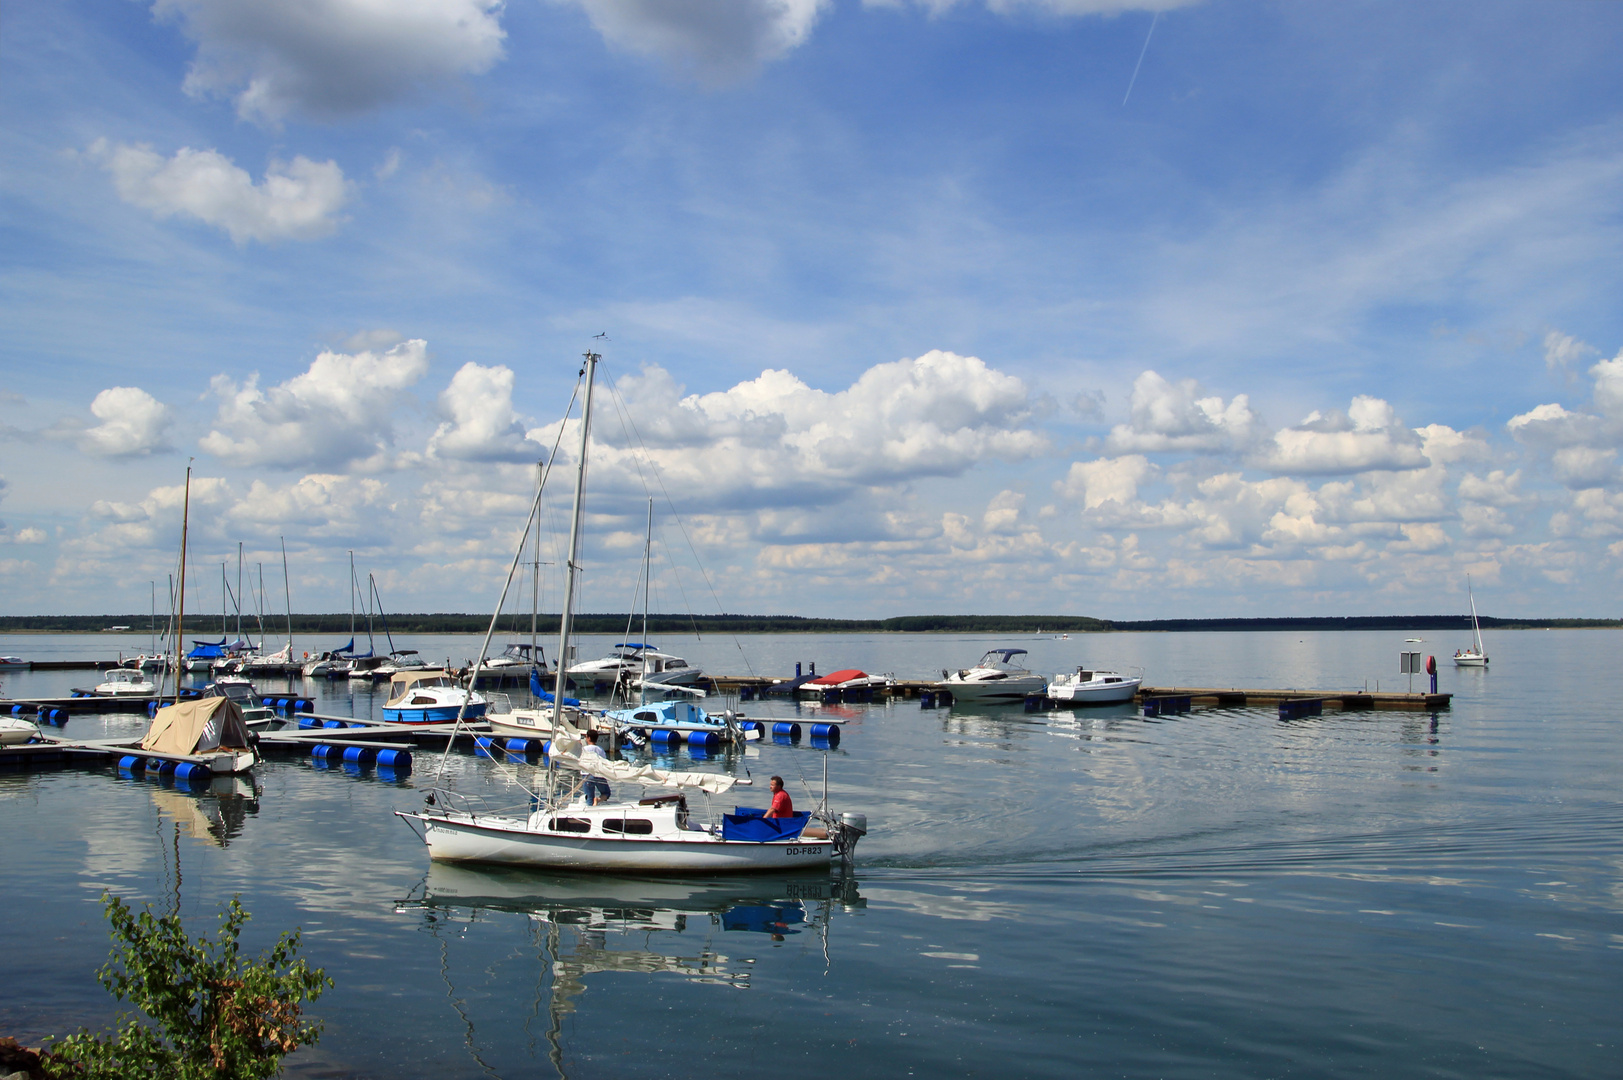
<box><xmin>0</xmin><ymin>626</ymin><xmax>1617</xmax><ymax>1078</ymax></box>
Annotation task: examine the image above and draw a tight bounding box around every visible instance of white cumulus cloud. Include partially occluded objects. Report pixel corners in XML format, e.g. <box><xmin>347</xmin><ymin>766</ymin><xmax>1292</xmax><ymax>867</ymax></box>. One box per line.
<box><xmin>77</xmin><ymin>387</ymin><xmax>174</xmax><ymax>457</ymax></box>
<box><xmin>153</xmin><ymin>0</ymin><xmax>507</xmax><ymax>123</ymax></box>
<box><xmin>90</xmin><ymin>139</ymin><xmax>349</xmax><ymax>244</ymax></box>
<box><xmin>1105</xmin><ymin>371</ymin><xmax>1265</xmax><ymax>455</ymax></box>
<box><xmin>427</xmin><ymin>363</ymin><xmax>542</xmax><ymax>462</ymax></box>
<box><xmin>200</xmin><ymin>338</ymin><xmax>430</xmax><ymax>470</ymax></box>
<box><xmin>542</xmin><ymin>351</ymin><xmax>1046</xmax><ymax>511</ymax></box>
<box><xmin>1258</xmin><ymin>395</ymin><xmax>1428</xmax><ymax>475</ymax></box>
<box><xmin>571</xmin><ymin>0</ymin><xmax>828</xmax><ymax>84</ymax></box>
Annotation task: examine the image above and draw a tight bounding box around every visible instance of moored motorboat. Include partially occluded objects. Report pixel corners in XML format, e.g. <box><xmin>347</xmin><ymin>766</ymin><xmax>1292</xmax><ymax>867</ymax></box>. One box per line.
<box><xmin>203</xmin><ymin>676</ymin><xmax>277</xmax><ymax>729</ymax></box>
<box><xmin>1046</xmin><ymin>666</ymin><xmax>1143</xmax><ymax>705</ymax></box>
<box><xmin>795</xmin><ymin>668</ymin><xmax>892</xmax><ymax>698</ymax></box>
<box><xmin>0</xmin><ymin>716</ymin><xmax>41</xmax><ymax>745</ymax></box>
<box><xmin>382</xmin><ymin>670</ymin><xmax>488</xmax><ymax>723</ymax></box>
<box><xmin>80</xmin><ymin>668</ymin><xmax>157</xmax><ymax>697</ymax></box>
<box><xmin>937</xmin><ymin>648</ymin><xmax>1047</xmax><ymax>702</ymax></box>
<box><xmin>0</xmin><ymin>656</ymin><xmax>29</xmax><ymax>670</ymax></box>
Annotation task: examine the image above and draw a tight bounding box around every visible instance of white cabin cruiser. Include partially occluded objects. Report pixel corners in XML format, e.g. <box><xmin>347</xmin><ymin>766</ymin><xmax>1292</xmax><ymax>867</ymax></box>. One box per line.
<box><xmin>382</xmin><ymin>670</ymin><xmax>487</xmax><ymax>723</ymax></box>
<box><xmin>82</xmin><ymin>668</ymin><xmax>157</xmax><ymax>697</ymax></box>
<box><xmin>567</xmin><ymin>643</ymin><xmax>701</xmax><ymax>690</ymax></box>
<box><xmin>1047</xmin><ymin>666</ymin><xmax>1143</xmax><ymax>705</ymax></box>
<box><xmin>203</xmin><ymin>677</ymin><xmax>277</xmax><ymax>729</ymax></box>
<box><xmin>937</xmin><ymin>648</ymin><xmax>1047</xmax><ymax>702</ymax></box>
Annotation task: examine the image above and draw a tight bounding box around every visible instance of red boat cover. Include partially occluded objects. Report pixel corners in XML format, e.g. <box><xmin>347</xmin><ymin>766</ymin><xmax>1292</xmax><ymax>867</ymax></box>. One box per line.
<box><xmin>807</xmin><ymin>668</ymin><xmax>866</xmax><ymax>686</ymax></box>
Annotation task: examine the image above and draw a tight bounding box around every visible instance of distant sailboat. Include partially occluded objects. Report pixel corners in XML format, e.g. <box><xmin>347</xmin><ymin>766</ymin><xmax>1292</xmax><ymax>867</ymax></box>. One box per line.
<box><xmin>1454</xmin><ymin>576</ymin><xmax>1489</xmax><ymax>667</ymax></box>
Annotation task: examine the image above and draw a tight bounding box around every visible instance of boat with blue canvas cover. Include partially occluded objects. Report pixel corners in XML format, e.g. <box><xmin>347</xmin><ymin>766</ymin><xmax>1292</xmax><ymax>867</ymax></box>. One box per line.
<box><xmin>603</xmin><ymin>698</ymin><xmax>738</xmax><ymax>742</ymax></box>
<box><xmin>184</xmin><ymin>637</ymin><xmax>228</xmax><ymax>672</ymax></box>
<box><xmin>382</xmin><ymin>670</ymin><xmax>487</xmax><ymax>723</ymax></box>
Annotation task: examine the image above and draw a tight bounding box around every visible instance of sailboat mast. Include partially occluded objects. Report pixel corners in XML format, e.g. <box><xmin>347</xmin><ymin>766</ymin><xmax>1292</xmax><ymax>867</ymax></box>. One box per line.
<box><xmin>176</xmin><ymin>465</ymin><xmax>191</xmax><ymax>705</ymax></box>
<box><xmin>553</xmin><ymin>351</ymin><xmax>599</xmax><ymax>712</ymax></box>
<box><xmin>237</xmin><ymin>541</ymin><xmax>244</xmax><ymax>643</ymax></box>
<box><xmin>639</xmin><ymin>497</ymin><xmax>652</xmax><ymax>707</ymax></box>
<box><xmin>531</xmin><ymin>460</ymin><xmax>541</xmax><ymax>667</ymax></box>
<box><xmin>281</xmin><ymin>536</ymin><xmax>293</xmax><ymax>652</ymax></box>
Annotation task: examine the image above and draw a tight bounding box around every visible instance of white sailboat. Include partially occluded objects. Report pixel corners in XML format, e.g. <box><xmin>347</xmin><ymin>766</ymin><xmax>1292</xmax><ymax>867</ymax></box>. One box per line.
<box><xmin>1454</xmin><ymin>576</ymin><xmax>1489</xmax><ymax>667</ymax></box>
<box><xmin>396</xmin><ymin>351</ymin><xmax>867</xmax><ymax>874</ymax></box>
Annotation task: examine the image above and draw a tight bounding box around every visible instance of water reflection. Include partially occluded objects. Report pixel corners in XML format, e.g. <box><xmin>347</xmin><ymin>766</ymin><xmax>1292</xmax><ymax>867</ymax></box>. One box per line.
<box><xmin>143</xmin><ymin>773</ymin><xmax>260</xmax><ymax>847</ymax></box>
<box><xmin>398</xmin><ymin>865</ymin><xmax>864</xmax><ymax>1079</ymax></box>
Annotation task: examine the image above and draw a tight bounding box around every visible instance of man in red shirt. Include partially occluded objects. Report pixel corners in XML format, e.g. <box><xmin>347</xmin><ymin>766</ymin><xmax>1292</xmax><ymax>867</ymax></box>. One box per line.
<box><xmin>765</xmin><ymin>775</ymin><xmax>793</xmax><ymax>818</ymax></box>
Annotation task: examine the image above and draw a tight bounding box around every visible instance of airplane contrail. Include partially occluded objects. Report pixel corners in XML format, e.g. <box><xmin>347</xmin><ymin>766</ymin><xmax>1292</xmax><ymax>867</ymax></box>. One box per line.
<box><xmin>1123</xmin><ymin>11</ymin><xmax>1160</xmax><ymax>107</ymax></box>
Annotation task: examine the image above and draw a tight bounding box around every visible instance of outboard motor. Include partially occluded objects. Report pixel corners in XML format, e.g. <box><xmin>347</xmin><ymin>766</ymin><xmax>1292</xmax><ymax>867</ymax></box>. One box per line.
<box><xmin>830</xmin><ymin>811</ymin><xmax>867</xmax><ymax>875</ymax></box>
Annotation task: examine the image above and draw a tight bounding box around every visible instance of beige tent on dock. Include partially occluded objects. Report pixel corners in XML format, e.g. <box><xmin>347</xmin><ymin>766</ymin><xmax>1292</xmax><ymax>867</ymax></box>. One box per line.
<box><xmin>141</xmin><ymin>697</ymin><xmax>257</xmax><ymax>774</ymax></box>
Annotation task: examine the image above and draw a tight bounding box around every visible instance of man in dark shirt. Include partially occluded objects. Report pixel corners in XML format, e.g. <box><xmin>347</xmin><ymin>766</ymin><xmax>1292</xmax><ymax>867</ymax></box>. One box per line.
<box><xmin>765</xmin><ymin>775</ymin><xmax>793</xmax><ymax>818</ymax></box>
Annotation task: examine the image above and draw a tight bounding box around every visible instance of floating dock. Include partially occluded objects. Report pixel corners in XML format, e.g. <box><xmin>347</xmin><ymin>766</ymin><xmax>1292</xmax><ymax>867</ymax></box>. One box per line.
<box><xmin>1136</xmin><ymin>686</ymin><xmax>1450</xmax><ymax>712</ymax></box>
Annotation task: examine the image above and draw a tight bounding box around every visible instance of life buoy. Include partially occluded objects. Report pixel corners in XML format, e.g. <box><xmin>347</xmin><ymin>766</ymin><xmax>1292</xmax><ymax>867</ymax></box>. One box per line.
<box><xmin>1425</xmin><ymin>655</ymin><xmax>1436</xmax><ymax>676</ymax></box>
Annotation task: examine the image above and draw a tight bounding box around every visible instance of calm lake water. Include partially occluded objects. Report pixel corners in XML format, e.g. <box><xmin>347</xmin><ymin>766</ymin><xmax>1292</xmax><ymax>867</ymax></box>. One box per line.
<box><xmin>1</xmin><ymin>629</ymin><xmax>1618</xmax><ymax>1079</ymax></box>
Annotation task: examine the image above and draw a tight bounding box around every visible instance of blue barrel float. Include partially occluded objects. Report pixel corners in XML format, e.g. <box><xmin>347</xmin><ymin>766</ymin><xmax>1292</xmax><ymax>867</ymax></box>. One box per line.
<box><xmin>298</xmin><ymin>716</ymin><xmax>323</xmax><ymax>729</ymax></box>
<box><xmin>323</xmin><ymin>719</ymin><xmax>346</xmax><ymax>729</ymax></box>
<box><xmin>117</xmin><ymin>755</ymin><xmax>144</xmax><ymax>773</ymax></box>
<box><xmin>772</xmin><ymin>722</ymin><xmax>801</xmax><ymax>745</ymax></box>
<box><xmin>504</xmin><ymin>738</ymin><xmax>537</xmax><ymax>755</ymax></box>
<box><xmin>173</xmin><ymin>762</ymin><xmax>211</xmax><ymax>782</ymax></box>
<box><xmin>342</xmin><ymin>746</ymin><xmax>374</xmax><ymax>764</ymax></box>
<box><xmin>310</xmin><ymin>744</ymin><xmax>337</xmax><ymax>759</ymax></box>
<box><xmin>809</xmin><ymin>723</ymin><xmax>841</xmax><ymax>744</ymax></box>
<box><xmin>375</xmin><ymin>748</ymin><xmax>411</xmax><ymax>769</ymax></box>
<box><xmin>473</xmin><ymin>736</ymin><xmax>499</xmax><ymax>757</ymax></box>
<box><xmin>687</xmin><ymin>729</ymin><xmax>719</xmax><ymax>748</ymax></box>
<box><xmin>651</xmin><ymin>728</ymin><xmax>681</xmax><ymax>746</ymax></box>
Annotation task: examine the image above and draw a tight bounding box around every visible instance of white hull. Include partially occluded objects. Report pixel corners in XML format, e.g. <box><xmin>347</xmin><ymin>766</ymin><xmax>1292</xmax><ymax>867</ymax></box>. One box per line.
<box><xmin>939</xmin><ymin>674</ymin><xmax>1047</xmax><ymax>701</ymax></box>
<box><xmin>405</xmin><ymin>811</ymin><xmax>833</xmax><ymax>872</ymax></box>
<box><xmin>0</xmin><ymin>717</ymin><xmax>40</xmax><ymax>745</ymax></box>
<box><xmin>1454</xmin><ymin>652</ymin><xmax>1488</xmax><ymax>667</ymax></box>
<box><xmin>1047</xmin><ymin>676</ymin><xmax>1142</xmax><ymax>704</ymax></box>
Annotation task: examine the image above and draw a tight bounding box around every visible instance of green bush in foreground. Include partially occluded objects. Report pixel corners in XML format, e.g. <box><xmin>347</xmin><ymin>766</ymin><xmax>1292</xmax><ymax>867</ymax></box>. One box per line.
<box><xmin>45</xmin><ymin>894</ymin><xmax>330</xmax><ymax>1080</ymax></box>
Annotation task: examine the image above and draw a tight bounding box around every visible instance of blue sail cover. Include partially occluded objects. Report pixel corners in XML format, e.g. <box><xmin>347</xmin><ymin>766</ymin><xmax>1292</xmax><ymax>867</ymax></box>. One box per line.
<box><xmin>720</xmin><ymin>810</ymin><xmax>811</xmax><ymax>842</ymax></box>
<box><xmin>186</xmin><ymin>639</ymin><xmax>228</xmax><ymax>660</ymax></box>
<box><xmin>530</xmin><ymin>668</ymin><xmax>583</xmax><ymax>707</ymax></box>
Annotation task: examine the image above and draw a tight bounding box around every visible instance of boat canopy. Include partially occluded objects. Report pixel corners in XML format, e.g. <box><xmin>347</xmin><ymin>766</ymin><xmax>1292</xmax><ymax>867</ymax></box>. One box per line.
<box><xmin>388</xmin><ymin>669</ymin><xmax>452</xmax><ymax>691</ymax></box>
<box><xmin>186</xmin><ymin>640</ymin><xmax>228</xmax><ymax>660</ymax></box>
<box><xmin>141</xmin><ymin>697</ymin><xmax>252</xmax><ymax>756</ymax></box>
<box><xmin>980</xmin><ymin>649</ymin><xmax>1028</xmax><ymax>665</ymax></box>
<box><xmin>806</xmin><ymin>668</ymin><xmax>867</xmax><ymax>686</ymax></box>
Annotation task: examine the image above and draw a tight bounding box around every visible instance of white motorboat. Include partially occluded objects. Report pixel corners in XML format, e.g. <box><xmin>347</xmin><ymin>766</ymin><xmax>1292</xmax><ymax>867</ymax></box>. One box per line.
<box><xmin>82</xmin><ymin>668</ymin><xmax>157</xmax><ymax>697</ymax></box>
<box><xmin>566</xmin><ymin>643</ymin><xmax>665</xmax><ymax>687</ymax></box>
<box><xmin>382</xmin><ymin>670</ymin><xmax>487</xmax><ymax>723</ymax></box>
<box><xmin>373</xmin><ymin>649</ymin><xmax>433</xmax><ymax>680</ymax></box>
<box><xmin>480</xmin><ymin>642</ymin><xmax>544</xmax><ymax>674</ymax></box>
<box><xmin>397</xmin><ymin>352</ymin><xmax>868</xmax><ymax>875</ymax></box>
<box><xmin>0</xmin><ymin>656</ymin><xmax>29</xmax><ymax>670</ymax></box>
<box><xmin>937</xmin><ymin>648</ymin><xmax>1048</xmax><ymax>702</ymax></box>
<box><xmin>1046</xmin><ymin>665</ymin><xmax>1143</xmax><ymax>705</ymax></box>
<box><xmin>203</xmin><ymin>677</ymin><xmax>277</xmax><ymax>729</ymax></box>
<box><xmin>1455</xmin><ymin>576</ymin><xmax>1489</xmax><ymax>667</ymax></box>
<box><xmin>0</xmin><ymin>716</ymin><xmax>40</xmax><ymax>745</ymax></box>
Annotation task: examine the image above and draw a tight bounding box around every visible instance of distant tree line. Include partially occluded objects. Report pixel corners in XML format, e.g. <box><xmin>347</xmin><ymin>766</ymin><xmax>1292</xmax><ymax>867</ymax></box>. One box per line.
<box><xmin>1</xmin><ymin>612</ymin><xmax>1616</xmax><ymax>634</ymax></box>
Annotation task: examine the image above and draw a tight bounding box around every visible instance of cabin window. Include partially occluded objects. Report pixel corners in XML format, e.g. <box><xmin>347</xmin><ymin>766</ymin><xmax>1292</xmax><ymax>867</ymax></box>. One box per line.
<box><xmin>633</xmin><ymin>711</ymin><xmax>657</xmax><ymax>722</ymax></box>
<box><xmin>549</xmin><ymin>817</ymin><xmax>591</xmax><ymax>833</ymax></box>
<box><xmin>602</xmin><ymin>818</ymin><xmax>654</xmax><ymax>835</ymax></box>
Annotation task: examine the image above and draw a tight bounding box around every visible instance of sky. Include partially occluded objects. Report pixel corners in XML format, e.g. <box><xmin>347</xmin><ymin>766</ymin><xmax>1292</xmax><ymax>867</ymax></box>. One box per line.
<box><xmin>4</xmin><ymin>0</ymin><xmax>1623</xmax><ymax>621</ymax></box>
